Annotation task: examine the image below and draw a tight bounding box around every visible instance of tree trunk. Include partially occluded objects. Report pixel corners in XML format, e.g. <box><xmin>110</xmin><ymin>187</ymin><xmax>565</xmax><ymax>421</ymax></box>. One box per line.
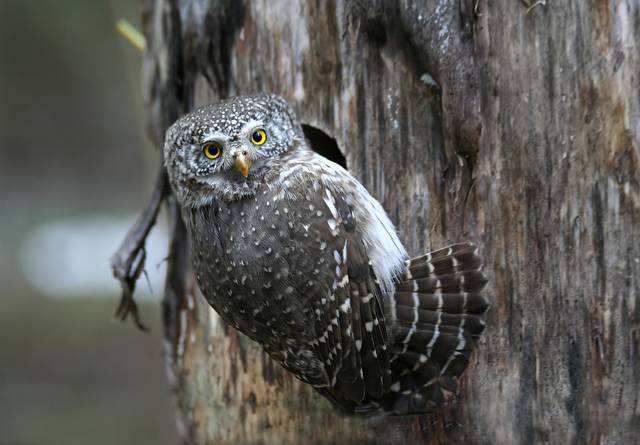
<box><xmin>138</xmin><ymin>1</ymin><xmax>640</xmax><ymax>443</ymax></box>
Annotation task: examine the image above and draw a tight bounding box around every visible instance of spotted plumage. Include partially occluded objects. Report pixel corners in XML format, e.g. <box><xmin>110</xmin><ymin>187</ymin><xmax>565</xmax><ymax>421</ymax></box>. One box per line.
<box><xmin>164</xmin><ymin>93</ymin><xmax>489</xmax><ymax>415</ymax></box>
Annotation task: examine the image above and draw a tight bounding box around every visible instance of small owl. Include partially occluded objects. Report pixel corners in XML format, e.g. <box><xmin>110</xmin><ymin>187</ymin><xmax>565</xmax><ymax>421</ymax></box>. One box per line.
<box><xmin>163</xmin><ymin>93</ymin><xmax>489</xmax><ymax>415</ymax></box>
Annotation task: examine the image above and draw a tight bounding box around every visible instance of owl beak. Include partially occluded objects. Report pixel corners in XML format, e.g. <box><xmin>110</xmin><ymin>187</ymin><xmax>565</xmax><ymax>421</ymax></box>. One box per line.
<box><xmin>233</xmin><ymin>152</ymin><xmax>252</xmax><ymax>177</ymax></box>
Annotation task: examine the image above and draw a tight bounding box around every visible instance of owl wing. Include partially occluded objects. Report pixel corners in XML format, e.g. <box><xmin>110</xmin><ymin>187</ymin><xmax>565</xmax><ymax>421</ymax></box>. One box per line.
<box><xmin>286</xmin><ymin>182</ymin><xmax>390</xmax><ymax>408</ymax></box>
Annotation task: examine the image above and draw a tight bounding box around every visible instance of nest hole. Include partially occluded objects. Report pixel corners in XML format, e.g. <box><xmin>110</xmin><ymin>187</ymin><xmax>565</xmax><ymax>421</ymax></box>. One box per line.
<box><xmin>302</xmin><ymin>124</ymin><xmax>347</xmax><ymax>169</ymax></box>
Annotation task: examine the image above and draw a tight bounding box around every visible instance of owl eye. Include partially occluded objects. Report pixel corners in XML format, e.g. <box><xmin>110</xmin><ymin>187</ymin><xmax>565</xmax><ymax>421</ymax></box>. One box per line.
<box><xmin>203</xmin><ymin>142</ymin><xmax>223</xmax><ymax>159</ymax></box>
<box><xmin>250</xmin><ymin>129</ymin><xmax>267</xmax><ymax>145</ymax></box>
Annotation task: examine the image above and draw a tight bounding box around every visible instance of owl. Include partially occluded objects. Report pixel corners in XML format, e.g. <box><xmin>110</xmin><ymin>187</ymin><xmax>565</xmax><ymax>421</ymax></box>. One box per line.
<box><xmin>163</xmin><ymin>93</ymin><xmax>489</xmax><ymax>415</ymax></box>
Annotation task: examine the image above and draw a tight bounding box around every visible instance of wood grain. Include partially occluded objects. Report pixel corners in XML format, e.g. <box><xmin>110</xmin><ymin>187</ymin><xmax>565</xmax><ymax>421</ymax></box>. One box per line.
<box><xmin>139</xmin><ymin>0</ymin><xmax>640</xmax><ymax>443</ymax></box>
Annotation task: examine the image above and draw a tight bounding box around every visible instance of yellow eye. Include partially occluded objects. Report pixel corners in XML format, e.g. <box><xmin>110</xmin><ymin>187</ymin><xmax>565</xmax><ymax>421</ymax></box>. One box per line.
<box><xmin>203</xmin><ymin>142</ymin><xmax>222</xmax><ymax>159</ymax></box>
<box><xmin>250</xmin><ymin>129</ymin><xmax>267</xmax><ymax>145</ymax></box>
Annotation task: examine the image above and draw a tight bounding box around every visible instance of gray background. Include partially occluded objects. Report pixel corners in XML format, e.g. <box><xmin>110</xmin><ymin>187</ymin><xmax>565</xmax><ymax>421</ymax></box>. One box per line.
<box><xmin>0</xmin><ymin>1</ymin><xmax>178</xmax><ymax>443</ymax></box>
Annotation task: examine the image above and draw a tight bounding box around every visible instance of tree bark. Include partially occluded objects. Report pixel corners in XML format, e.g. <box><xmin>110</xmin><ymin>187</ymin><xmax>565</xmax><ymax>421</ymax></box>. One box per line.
<box><xmin>137</xmin><ymin>1</ymin><xmax>640</xmax><ymax>443</ymax></box>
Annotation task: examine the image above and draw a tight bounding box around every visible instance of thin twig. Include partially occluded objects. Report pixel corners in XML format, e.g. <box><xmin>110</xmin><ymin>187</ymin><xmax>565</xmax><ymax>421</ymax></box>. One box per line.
<box><xmin>110</xmin><ymin>166</ymin><xmax>169</xmax><ymax>330</ymax></box>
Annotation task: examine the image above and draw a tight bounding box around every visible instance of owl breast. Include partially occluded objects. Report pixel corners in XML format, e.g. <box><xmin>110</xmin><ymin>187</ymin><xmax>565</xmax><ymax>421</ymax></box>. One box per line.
<box><xmin>184</xmin><ymin>185</ymin><xmax>339</xmax><ymax>384</ymax></box>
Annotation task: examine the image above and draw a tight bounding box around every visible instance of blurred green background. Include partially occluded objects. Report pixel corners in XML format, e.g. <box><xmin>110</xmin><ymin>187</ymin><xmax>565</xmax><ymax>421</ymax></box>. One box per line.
<box><xmin>0</xmin><ymin>1</ymin><xmax>178</xmax><ymax>444</ymax></box>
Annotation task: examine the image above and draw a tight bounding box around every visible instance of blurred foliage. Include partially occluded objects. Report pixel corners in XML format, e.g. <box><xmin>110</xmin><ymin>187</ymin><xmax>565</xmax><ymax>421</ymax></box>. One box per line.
<box><xmin>116</xmin><ymin>20</ymin><xmax>147</xmax><ymax>52</ymax></box>
<box><xmin>0</xmin><ymin>0</ymin><xmax>155</xmax><ymax>218</ymax></box>
<box><xmin>0</xmin><ymin>1</ymin><xmax>177</xmax><ymax>444</ymax></box>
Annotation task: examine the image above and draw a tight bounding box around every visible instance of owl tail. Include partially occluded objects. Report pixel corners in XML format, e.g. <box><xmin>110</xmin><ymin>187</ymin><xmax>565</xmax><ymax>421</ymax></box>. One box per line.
<box><xmin>377</xmin><ymin>242</ymin><xmax>490</xmax><ymax>415</ymax></box>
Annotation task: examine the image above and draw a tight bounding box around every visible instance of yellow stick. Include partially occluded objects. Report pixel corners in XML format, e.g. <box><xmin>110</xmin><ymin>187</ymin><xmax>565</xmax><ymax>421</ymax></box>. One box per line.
<box><xmin>116</xmin><ymin>19</ymin><xmax>146</xmax><ymax>52</ymax></box>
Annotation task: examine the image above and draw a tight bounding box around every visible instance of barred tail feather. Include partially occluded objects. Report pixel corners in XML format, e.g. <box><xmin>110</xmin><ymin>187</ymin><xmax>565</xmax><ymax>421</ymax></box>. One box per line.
<box><xmin>382</xmin><ymin>242</ymin><xmax>489</xmax><ymax>415</ymax></box>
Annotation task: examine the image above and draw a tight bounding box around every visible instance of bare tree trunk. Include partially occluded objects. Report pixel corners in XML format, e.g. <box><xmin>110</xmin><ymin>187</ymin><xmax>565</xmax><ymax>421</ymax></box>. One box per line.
<box><xmin>135</xmin><ymin>1</ymin><xmax>640</xmax><ymax>443</ymax></box>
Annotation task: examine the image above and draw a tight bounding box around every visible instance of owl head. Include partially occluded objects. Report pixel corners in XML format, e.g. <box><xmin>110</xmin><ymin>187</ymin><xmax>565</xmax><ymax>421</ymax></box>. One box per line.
<box><xmin>164</xmin><ymin>93</ymin><xmax>306</xmax><ymax>206</ymax></box>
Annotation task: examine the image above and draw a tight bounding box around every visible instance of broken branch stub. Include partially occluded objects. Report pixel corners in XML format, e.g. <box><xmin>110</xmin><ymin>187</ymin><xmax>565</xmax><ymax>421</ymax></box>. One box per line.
<box><xmin>110</xmin><ymin>167</ymin><xmax>170</xmax><ymax>331</ymax></box>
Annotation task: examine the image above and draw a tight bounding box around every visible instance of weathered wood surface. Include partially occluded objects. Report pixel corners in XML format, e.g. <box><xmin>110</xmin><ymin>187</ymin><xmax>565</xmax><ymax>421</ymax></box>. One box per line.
<box><xmin>139</xmin><ymin>0</ymin><xmax>640</xmax><ymax>443</ymax></box>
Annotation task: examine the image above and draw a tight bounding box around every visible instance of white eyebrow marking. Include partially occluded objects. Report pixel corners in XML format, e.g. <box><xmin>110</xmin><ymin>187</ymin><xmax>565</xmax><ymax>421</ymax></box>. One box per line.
<box><xmin>241</xmin><ymin>119</ymin><xmax>265</xmax><ymax>136</ymax></box>
<box><xmin>201</xmin><ymin>131</ymin><xmax>230</xmax><ymax>143</ymax></box>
